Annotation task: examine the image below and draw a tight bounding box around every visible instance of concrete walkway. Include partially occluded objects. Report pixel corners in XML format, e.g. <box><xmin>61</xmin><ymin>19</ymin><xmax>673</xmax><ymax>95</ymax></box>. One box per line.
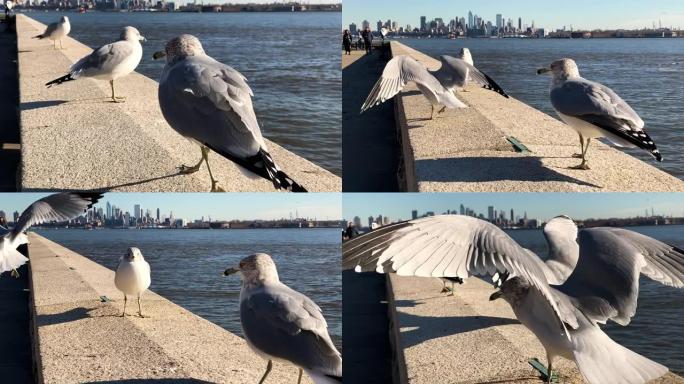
<box><xmin>387</xmin><ymin>274</ymin><xmax>684</xmax><ymax>384</ymax></box>
<box><xmin>27</xmin><ymin>233</ymin><xmax>312</xmax><ymax>383</ymax></box>
<box><xmin>389</xmin><ymin>42</ymin><xmax>684</xmax><ymax>192</ymax></box>
<box><xmin>15</xmin><ymin>15</ymin><xmax>340</xmax><ymax>192</ymax></box>
<box><xmin>342</xmin><ymin>50</ymin><xmax>400</xmax><ymax>192</ymax></box>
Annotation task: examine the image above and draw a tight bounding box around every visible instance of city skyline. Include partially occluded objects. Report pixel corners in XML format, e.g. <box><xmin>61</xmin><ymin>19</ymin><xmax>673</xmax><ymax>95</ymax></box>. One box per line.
<box><xmin>0</xmin><ymin>193</ymin><xmax>342</xmax><ymax>223</ymax></box>
<box><xmin>343</xmin><ymin>0</ymin><xmax>684</xmax><ymax>32</ymax></box>
<box><xmin>343</xmin><ymin>193</ymin><xmax>684</xmax><ymax>224</ymax></box>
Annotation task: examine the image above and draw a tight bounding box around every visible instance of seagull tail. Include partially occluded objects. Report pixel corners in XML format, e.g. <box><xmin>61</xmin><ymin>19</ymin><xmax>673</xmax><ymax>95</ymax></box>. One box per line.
<box><xmin>45</xmin><ymin>73</ymin><xmax>75</xmax><ymax>88</ymax></box>
<box><xmin>32</xmin><ymin>33</ymin><xmax>45</xmax><ymax>39</ymax></box>
<box><xmin>254</xmin><ymin>148</ymin><xmax>308</xmax><ymax>192</ymax></box>
<box><xmin>481</xmin><ymin>71</ymin><xmax>509</xmax><ymax>98</ymax></box>
<box><xmin>572</xmin><ymin>326</ymin><xmax>668</xmax><ymax>384</ymax></box>
<box><xmin>0</xmin><ymin>241</ymin><xmax>29</xmax><ymax>276</ymax></box>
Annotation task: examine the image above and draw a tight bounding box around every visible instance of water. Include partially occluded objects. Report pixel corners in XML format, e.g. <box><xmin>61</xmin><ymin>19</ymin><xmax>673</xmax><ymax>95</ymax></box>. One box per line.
<box><xmin>403</xmin><ymin>38</ymin><xmax>684</xmax><ymax>178</ymax></box>
<box><xmin>26</xmin><ymin>11</ymin><xmax>342</xmax><ymax>175</ymax></box>
<box><xmin>505</xmin><ymin>225</ymin><xmax>684</xmax><ymax>374</ymax></box>
<box><xmin>35</xmin><ymin>228</ymin><xmax>342</xmax><ymax>349</ymax></box>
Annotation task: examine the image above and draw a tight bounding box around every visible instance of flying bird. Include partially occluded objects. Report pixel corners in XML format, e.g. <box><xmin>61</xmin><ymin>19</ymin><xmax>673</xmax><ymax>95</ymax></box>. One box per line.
<box><xmin>33</xmin><ymin>16</ymin><xmax>70</xmax><ymax>50</ymax></box>
<box><xmin>224</xmin><ymin>253</ymin><xmax>341</xmax><ymax>384</ymax></box>
<box><xmin>0</xmin><ymin>192</ymin><xmax>102</xmax><ymax>278</ymax></box>
<box><xmin>343</xmin><ymin>214</ymin><xmax>683</xmax><ymax>384</ymax></box>
<box><xmin>154</xmin><ymin>35</ymin><xmax>307</xmax><ymax>192</ymax></box>
<box><xmin>114</xmin><ymin>247</ymin><xmax>151</xmax><ymax>317</ymax></box>
<box><xmin>45</xmin><ymin>26</ymin><xmax>146</xmax><ymax>103</ymax></box>
<box><xmin>538</xmin><ymin>58</ymin><xmax>661</xmax><ymax>170</ymax></box>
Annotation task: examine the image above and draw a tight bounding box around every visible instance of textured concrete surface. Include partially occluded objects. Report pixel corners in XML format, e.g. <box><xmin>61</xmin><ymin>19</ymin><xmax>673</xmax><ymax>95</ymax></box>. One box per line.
<box><xmin>28</xmin><ymin>233</ymin><xmax>312</xmax><ymax>384</ymax></box>
<box><xmin>390</xmin><ymin>42</ymin><xmax>684</xmax><ymax>192</ymax></box>
<box><xmin>387</xmin><ymin>274</ymin><xmax>683</xmax><ymax>384</ymax></box>
<box><xmin>16</xmin><ymin>15</ymin><xmax>340</xmax><ymax>192</ymax></box>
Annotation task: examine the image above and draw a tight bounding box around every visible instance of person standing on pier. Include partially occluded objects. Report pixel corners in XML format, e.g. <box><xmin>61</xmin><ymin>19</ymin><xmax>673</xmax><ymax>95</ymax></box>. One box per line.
<box><xmin>342</xmin><ymin>30</ymin><xmax>352</xmax><ymax>55</ymax></box>
<box><xmin>361</xmin><ymin>27</ymin><xmax>373</xmax><ymax>55</ymax></box>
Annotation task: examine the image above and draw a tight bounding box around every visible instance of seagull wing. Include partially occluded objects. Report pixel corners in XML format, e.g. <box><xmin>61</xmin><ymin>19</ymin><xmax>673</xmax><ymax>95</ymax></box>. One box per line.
<box><xmin>242</xmin><ymin>284</ymin><xmax>341</xmax><ymax>377</ymax></box>
<box><xmin>70</xmin><ymin>40</ymin><xmax>136</xmax><ymax>79</ymax></box>
<box><xmin>551</xmin><ymin>79</ymin><xmax>661</xmax><ymax>160</ymax></box>
<box><xmin>11</xmin><ymin>192</ymin><xmax>103</xmax><ymax>241</ymax></box>
<box><xmin>361</xmin><ymin>55</ymin><xmax>465</xmax><ymax>112</ymax></box>
<box><xmin>41</xmin><ymin>22</ymin><xmax>58</xmax><ymax>37</ymax></box>
<box><xmin>542</xmin><ymin>216</ymin><xmax>579</xmax><ymax>284</ymax></box>
<box><xmin>343</xmin><ymin>215</ymin><xmax>578</xmax><ymax>330</ymax></box>
<box><xmin>558</xmin><ymin>227</ymin><xmax>684</xmax><ymax>326</ymax></box>
<box><xmin>440</xmin><ymin>55</ymin><xmax>509</xmax><ymax>98</ymax></box>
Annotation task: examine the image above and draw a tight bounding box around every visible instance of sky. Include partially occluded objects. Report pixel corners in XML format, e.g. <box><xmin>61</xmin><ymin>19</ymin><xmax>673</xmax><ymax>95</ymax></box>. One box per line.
<box><xmin>0</xmin><ymin>193</ymin><xmax>342</xmax><ymax>222</ymax></box>
<box><xmin>342</xmin><ymin>0</ymin><xmax>684</xmax><ymax>31</ymax></box>
<box><xmin>343</xmin><ymin>193</ymin><xmax>684</xmax><ymax>223</ymax></box>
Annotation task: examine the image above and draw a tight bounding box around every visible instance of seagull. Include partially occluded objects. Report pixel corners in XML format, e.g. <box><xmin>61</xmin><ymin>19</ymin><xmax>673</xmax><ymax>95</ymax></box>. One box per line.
<box><xmin>45</xmin><ymin>26</ymin><xmax>146</xmax><ymax>103</ymax></box>
<box><xmin>380</xmin><ymin>27</ymin><xmax>388</xmax><ymax>40</ymax></box>
<box><xmin>440</xmin><ymin>276</ymin><xmax>463</xmax><ymax>295</ymax></box>
<box><xmin>224</xmin><ymin>253</ymin><xmax>341</xmax><ymax>384</ymax></box>
<box><xmin>440</xmin><ymin>48</ymin><xmax>509</xmax><ymax>97</ymax></box>
<box><xmin>153</xmin><ymin>35</ymin><xmax>307</xmax><ymax>193</ymax></box>
<box><xmin>538</xmin><ymin>58</ymin><xmax>661</xmax><ymax>170</ymax></box>
<box><xmin>114</xmin><ymin>247</ymin><xmax>151</xmax><ymax>318</ymax></box>
<box><xmin>343</xmin><ymin>214</ymin><xmax>684</xmax><ymax>384</ymax></box>
<box><xmin>0</xmin><ymin>192</ymin><xmax>102</xmax><ymax>278</ymax></box>
<box><xmin>32</xmin><ymin>16</ymin><xmax>70</xmax><ymax>50</ymax></box>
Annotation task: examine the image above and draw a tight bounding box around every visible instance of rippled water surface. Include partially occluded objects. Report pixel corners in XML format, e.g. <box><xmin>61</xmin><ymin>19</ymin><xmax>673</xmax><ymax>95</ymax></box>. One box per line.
<box><xmin>36</xmin><ymin>228</ymin><xmax>342</xmax><ymax>349</ymax></box>
<box><xmin>506</xmin><ymin>225</ymin><xmax>684</xmax><ymax>374</ymax></box>
<box><xmin>27</xmin><ymin>11</ymin><xmax>342</xmax><ymax>175</ymax></box>
<box><xmin>404</xmin><ymin>38</ymin><xmax>684</xmax><ymax>178</ymax></box>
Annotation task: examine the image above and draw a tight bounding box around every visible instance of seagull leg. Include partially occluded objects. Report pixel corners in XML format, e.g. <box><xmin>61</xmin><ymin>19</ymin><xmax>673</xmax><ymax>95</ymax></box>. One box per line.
<box><xmin>430</xmin><ymin>105</ymin><xmax>435</xmax><ymax>120</ymax></box>
<box><xmin>121</xmin><ymin>294</ymin><xmax>127</xmax><ymax>317</ymax></box>
<box><xmin>10</xmin><ymin>268</ymin><xmax>20</xmax><ymax>278</ymax></box>
<box><xmin>110</xmin><ymin>80</ymin><xmax>126</xmax><ymax>103</ymax></box>
<box><xmin>297</xmin><ymin>368</ymin><xmax>303</xmax><ymax>384</ymax></box>
<box><xmin>178</xmin><ymin>146</ymin><xmax>205</xmax><ymax>174</ymax></box>
<box><xmin>202</xmin><ymin>146</ymin><xmax>225</xmax><ymax>192</ymax></box>
<box><xmin>137</xmin><ymin>294</ymin><xmax>148</xmax><ymax>318</ymax></box>
<box><xmin>257</xmin><ymin>360</ymin><xmax>273</xmax><ymax>384</ymax></box>
<box><xmin>572</xmin><ymin>134</ymin><xmax>585</xmax><ymax>158</ymax></box>
<box><xmin>438</xmin><ymin>106</ymin><xmax>447</xmax><ymax>114</ymax></box>
<box><xmin>59</xmin><ymin>39</ymin><xmax>64</xmax><ymax>50</ymax></box>
<box><xmin>571</xmin><ymin>138</ymin><xmax>591</xmax><ymax>170</ymax></box>
<box><xmin>546</xmin><ymin>355</ymin><xmax>554</xmax><ymax>384</ymax></box>
<box><xmin>440</xmin><ymin>279</ymin><xmax>450</xmax><ymax>294</ymax></box>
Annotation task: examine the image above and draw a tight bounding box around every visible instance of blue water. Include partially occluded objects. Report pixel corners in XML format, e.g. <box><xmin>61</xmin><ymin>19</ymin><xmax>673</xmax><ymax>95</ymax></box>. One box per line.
<box><xmin>35</xmin><ymin>228</ymin><xmax>342</xmax><ymax>349</ymax></box>
<box><xmin>402</xmin><ymin>38</ymin><xmax>684</xmax><ymax>178</ymax></box>
<box><xmin>506</xmin><ymin>225</ymin><xmax>684</xmax><ymax>374</ymax></box>
<box><xmin>26</xmin><ymin>10</ymin><xmax>342</xmax><ymax>175</ymax></box>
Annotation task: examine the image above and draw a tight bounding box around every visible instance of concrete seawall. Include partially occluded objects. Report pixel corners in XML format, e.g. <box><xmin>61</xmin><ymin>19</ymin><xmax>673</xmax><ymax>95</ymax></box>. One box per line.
<box><xmin>27</xmin><ymin>233</ymin><xmax>312</xmax><ymax>383</ymax></box>
<box><xmin>386</xmin><ymin>274</ymin><xmax>684</xmax><ymax>384</ymax></box>
<box><xmin>389</xmin><ymin>41</ymin><xmax>684</xmax><ymax>192</ymax></box>
<box><xmin>15</xmin><ymin>14</ymin><xmax>340</xmax><ymax>192</ymax></box>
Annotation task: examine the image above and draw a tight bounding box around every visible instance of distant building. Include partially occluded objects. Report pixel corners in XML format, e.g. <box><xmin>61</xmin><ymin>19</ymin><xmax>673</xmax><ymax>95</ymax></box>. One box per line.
<box><xmin>376</xmin><ymin>20</ymin><xmax>383</xmax><ymax>32</ymax></box>
<box><xmin>488</xmin><ymin>206</ymin><xmax>495</xmax><ymax>221</ymax></box>
<box><xmin>361</xmin><ymin>19</ymin><xmax>370</xmax><ymax>30</ymax></box>
<box><xmin>349</xmin><ymin>23</ymin><xmax>357</xmax><ymax>33</ymax></box>
<box><xmin>412</xmin><ymin>210</ymin><xmax>418</xmax><ymax>220</ymax></box>
<box><xmin>353</xmin><ymin>216</ymin><xmax>361</xmax><ymax>228</ymax></box>
<box><xmin>420</xmin><ymin>16</ymin><xmax>426</xmax><ymax>31</ymax></box>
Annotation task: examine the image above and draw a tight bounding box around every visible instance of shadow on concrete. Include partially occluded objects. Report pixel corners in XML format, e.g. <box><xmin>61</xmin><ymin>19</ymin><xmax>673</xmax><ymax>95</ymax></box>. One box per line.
<box><xmin>83</xmin><ymin>380</ymin><xmax>215</xmax><ymax>384</ymax></box>
<box><xmin>21</xmin><ymin>100</ymin><xmax>68</xmax><ymax>110</ymax></box>
<box><xmin>37</xmin><ymin>306</ymin><xmax>92</xmax><ymax>326</ymax></box>
<box><xmin>415</xmin><ymin>156</ymin><xmax>601</xmax><ymax>188</ymax></box>
<box><xmin>342</xmin><ymin>51</ymin><xmax>400</xmax><ymax>192</ymax></box>
<box><xmin>23</xmin><ymin>171</ymin><xmax>187</xmax><ymax>192</ymax></box>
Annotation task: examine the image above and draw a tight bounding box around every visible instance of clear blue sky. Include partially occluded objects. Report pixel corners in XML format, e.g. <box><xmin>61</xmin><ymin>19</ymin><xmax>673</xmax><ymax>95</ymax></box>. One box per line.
<box><xmin>0</xmin><ymin>193</ymin><xmax>342</xmax><ymax>222</ymax></box>
<box><xmin>343</xmin><ymin>193</ymin><xmax>684</xmax><ymax>223</ymax></box>
<box><xmin>343</xmin><ymin>0</ymin><xmax>684</xmax><ymax>31</ymax></box>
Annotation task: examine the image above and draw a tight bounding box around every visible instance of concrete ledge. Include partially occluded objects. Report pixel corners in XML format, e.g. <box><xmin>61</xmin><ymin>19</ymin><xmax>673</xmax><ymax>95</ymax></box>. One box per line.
<box><xmin>16</xmin><ymin>14</ymin><xmax>340</xmax><ymax>192</ymax></box>
<box><xmin>386</xmin><ymin>274</ymin><xmax>683</xmax><ymax>384</ymax></box>
<box><xmin>27</xmin><ymin>233</ymin><xmax>312</xmax><ymax>383</ymax></box>
<box><xmin>390</xmin><ymin>41</ymin><xmax>684</xmax><ymax>192</ymax></box>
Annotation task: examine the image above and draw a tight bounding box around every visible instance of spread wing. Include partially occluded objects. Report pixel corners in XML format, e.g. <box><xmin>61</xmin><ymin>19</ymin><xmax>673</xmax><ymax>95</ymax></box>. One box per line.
<box><xmin>558</xmin><ymin>228</ymin><xmax>684</xmax><ymax>326</ymax></box>
<box><xmin>343</xmin><ymin>215</ymin><xmax>579</xmax><ymax>331</ymax></box>
<box><xmin>12</xmin><ymin>193</ymin><xmax>103</xmax><ymax>241</ymax></box>
<box><xmin>440</xmin><ymin>55</ymin><xmax>509</xmax><ymax>98</ymax></box>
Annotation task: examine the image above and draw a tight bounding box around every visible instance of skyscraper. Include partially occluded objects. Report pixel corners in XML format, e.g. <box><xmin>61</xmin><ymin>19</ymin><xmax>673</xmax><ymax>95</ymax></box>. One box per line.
<box><xmin>518</xmin><ymin>17</ymin><xmax>522</xmax><ymax>31</ymax></box>
<box><xmin>488</xmin><ymin>206</ymin><xmax>495</xmax><ymax>221</ymax></box>
<box><xmin>510</xmin><ymin>209</ymin><xmax>514</xmax><ymax>222</ymax></box>
<box><xmin>459</xmin><ymin>204</ymin><xmax>465</xmax><ymax>215</ymax></box>
<box><xmin>349</xmin><ymin>23</ymin><xmax>357</xmax><ymax>33</ymax></box>
<box><xmin>468</xmin><ymin>11</ymin><xmax>473</xmax><ymax>30</ymax></box>
<box><xmin>362</xmin><ymin>20</ymin><xmax>370</xmax><ymax>30</ymax></box>
<box><xmin>496</xmin><ymin>14</ymin><xmax>503</xmax><ymax>30</ymax></box>
<box><xmin>353</xmin><ymin>216</ymin><xmax>362</xmax><ymax>228</ymax></box>
<box><xmin>412</xmin><ymin>210</ymin><xmax>418</xmax><ymax>220</ymax></box>
<box><xmin>106</xmin><ymin>201</ymin><xmax>112</xmax><ymax>219</ymax></box>
<box><xmin>156</xmin><ymin>208</ymin><xmax>160</xmax><ymax>222</ymax></box>
<box><xmin>420</xmin><ymin>16</ymin><xmax>426</xmax><ymax>32</ymax></box>
<box><xmin>377</xmin><ymin>20</ymin><xmax>383</xmax><ymax>32</ymax></box>
<box><xmin>134</xmin><ymin>204</ymin><xmax>141</xmax><ymax>220</ymax></box>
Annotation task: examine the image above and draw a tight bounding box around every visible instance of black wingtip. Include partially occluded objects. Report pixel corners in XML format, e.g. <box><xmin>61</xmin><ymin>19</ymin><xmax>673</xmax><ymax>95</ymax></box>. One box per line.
<box><xmin>653</xmin><ymin>150</ymin><xmax>663</xmax><ymax>162</ymax></box>
<box><xmin>73</xmin><ymin>192</ymin><xmax>104</xmax><ymax>208</ymax></box>
<box><xmin>45</xmin><ymin>73</ymin><xmax>75</xmax><ymax>88</ymax></box>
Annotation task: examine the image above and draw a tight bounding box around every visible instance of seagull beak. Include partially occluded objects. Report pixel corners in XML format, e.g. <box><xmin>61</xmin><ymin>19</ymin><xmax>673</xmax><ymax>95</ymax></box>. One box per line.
<box><xmin>223</xmin><ymin>266</ymin><xmax>240</xmax><ymax>276</ymax></box>
<box><xmin>140</xmin><ymin>36</ymin><xmax>147</xmax><ymax>42</ymax></box>
<box><xmin>489</xmin><ymin>290</ymin><xmax>503</xmax><ymax>301</ymax></box>
<box><xmin>152</xmin><ymin>50</ymin><xmax>166</xmax><ymax>60</ymax></box>
<box><xmin>537</xmin><ymin>67</ymin><xmax>551</xmax><ymax>75</ymax></box>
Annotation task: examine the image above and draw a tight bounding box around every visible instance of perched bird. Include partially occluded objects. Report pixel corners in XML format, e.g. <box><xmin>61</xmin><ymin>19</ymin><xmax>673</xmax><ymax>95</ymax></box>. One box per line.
<box><xmin>45</xmin><ymin>26</ymin><xmax>145</xmax><ymax>103</ymax></box>
<box><xmin>33</xmin><ymin>16</ymin><xmax>70</xmax><ymax>50</ymax></box>
<box><xmin>114</xmin><ymin>247</ymin><xmax>151</xmax><ymax>318</ymax></box>
<box><xmin>343</xmin><ymin>215</ymin><xmax>684</xmax><ymax>384</ymax></box>
<box><xmin>538</xmin><ymin>58</ymin><xmax>661</xmax><ymax>170</ymax></box>
<box><xmin>0</xmin><ymin>192</ymin><xmax>102</xmax><ymax>278</ymax></box>
<box><xmin>154</xmin><ymin>35</ymin><xmax>307</xmax><ymax>193</ymax></box>
<box><xmin>224</xmin><ymin>253</ymin><xmax>341</xmax><ymax>384</ymax></box>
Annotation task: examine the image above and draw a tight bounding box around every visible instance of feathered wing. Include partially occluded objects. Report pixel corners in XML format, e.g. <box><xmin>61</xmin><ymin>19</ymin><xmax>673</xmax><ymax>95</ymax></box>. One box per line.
<box><xmin>360</xmin><ymin>55</ymin><xmax>466</xmax><ymax>113</ymax></box>
<box><xmin>70</xmin><ymin>40</ymin><xmax>136</xmax><ymax>79</ymax></box>
<box><xmin>558</xmin><ymin>228</ymin><xmax>684</xmax><ymax>325</ymax></box>
<box><xmin>342</xmin><ymin>215</ymin><xmax>578</xmax><ymax>331</ymax></box>
<box><xmin>550</xmin><ymin>79</ymin><xmax>661</xmax><ymax>160</ymax></box>
<box><xmin>439</xmin><ymin>55</ymin><xmax>509</xmax><ymax>98</ymax></box>
<box><xmin>34</xmin><ymin>21</ymin><xmax>57</xmax><ymax>39</ymax></box>
<box><xmin>542</xmin><ymin>216</ymin><xmax>579</xmax><ymax>284</ymax></box>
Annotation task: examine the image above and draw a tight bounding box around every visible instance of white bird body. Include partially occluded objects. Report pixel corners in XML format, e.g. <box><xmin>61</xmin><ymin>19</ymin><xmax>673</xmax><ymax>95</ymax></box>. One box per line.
<box><xmin>115</xmin><ymin>247</ymin><xmax>151</xmax><ymax>317</ymax></box>
<box><xmin>73</xmin><ymin>38</ymin><xmax>143</xmax><ymax>82</ymax></box>
<box><xmin>46</xmin><ymin>16</ymin><xmax>70</xmax><ymax>42</ymax></box>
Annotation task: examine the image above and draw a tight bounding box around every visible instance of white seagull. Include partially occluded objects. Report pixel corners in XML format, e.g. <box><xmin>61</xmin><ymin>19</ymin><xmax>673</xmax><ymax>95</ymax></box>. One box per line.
<box><xmin>224</xmin><ymin>253</ymin><xmax>341</xmax><ymax>384</ymax></box>
<box><xmin>33</xmin><ymin>16</ymin><xmax>70</xmax><ymax>50</ymax></box>
<box><xmin>0</xmin><ymin>192</ymin><xmax>102</xmax><ymax>278</ymax></box>
<box><xmin>343</xmin><ymin>214</ymin><xmax>684</xmax><ymax>384</ymax></box>
<box><xmin>538</xmin><ymin>58</ymin><xmax>661</xmax><ymax>170</ymax></box>
<box><xmin>45</xmin><ymin>26</ymin><xmax>146</xmax><ymax>103</ymax></box>
<box><xmin>114</xmin><ymin>247</ymin><xmax>151</xmax><ymax>318</ymax></box>
<box><xmin>153</xmin><ymin>34</ymin><xmax>306</xmax><ymax>192</ymax></box>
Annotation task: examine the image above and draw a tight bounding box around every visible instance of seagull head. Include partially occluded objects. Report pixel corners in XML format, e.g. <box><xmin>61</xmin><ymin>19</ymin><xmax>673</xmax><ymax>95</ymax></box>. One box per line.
<box><xmin>61</xmin><ymin>16</ymin><xmax>69</xmax><ymax>23</ymax></box>
<box><xmin>458</xmin><ymin>47</ymin><xmax>473</xmax><ymax>66</ymax></box>
<box><xmin>153</xmin><ymin>34</ymin><xmax>205</xmax><ymax>64</ymax></box>
<box><xmin>125</xmin><ymin>247</ymin><xmax>144</xmax><ymax>262</ymax></box>
<box><xmin>537</xmin><ymin>58</ymin><xmax>580</xmax><ymax>79</ymax></box>
<box><xmin>224</xmin><ymin>253</ymin><xmax>279</xmax><ymax>285</ymax></box>
<box><xmin>489</xmin><ymin>276</ymin><xmax>530</xmax><ymax>306</ymax></box>
<box><xmin>121</xmin><ymin>26</ymin><xmax>146</xmax><ymax>43</ymax></box>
